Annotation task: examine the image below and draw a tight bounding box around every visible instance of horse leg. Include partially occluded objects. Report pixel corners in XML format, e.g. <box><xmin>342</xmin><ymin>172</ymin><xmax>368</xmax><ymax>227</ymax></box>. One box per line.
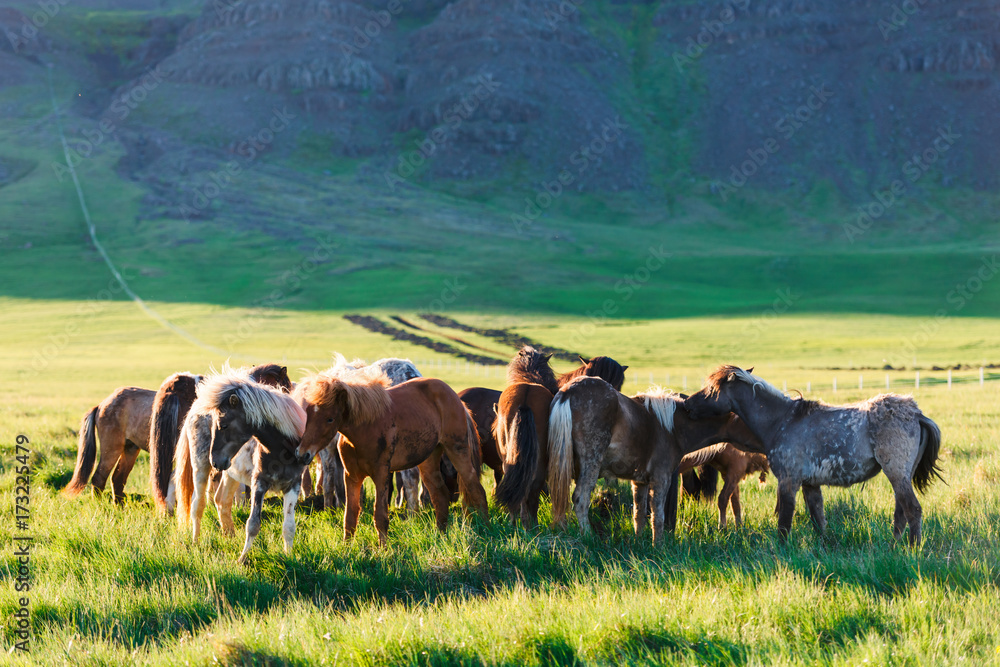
<box><xmin>90</xmin><ymin>425</ymin><xmax>123</xmax><ymax>495</ymax></box>
<box><xmin>776</xmin><ymin>478</ymin><xmax>800</xmax><ymax>541</ymax></box>
<box><xmin>372</xmin><ymin>468</ymin><xmax>393</xmax><ymax>546</ymax></box>
<box><xmin>417</xmin><ymin>453</ymin><xmax>451</xmax><ymax>532</ymax></box>
<box><xmin>731</xmin><ymin>486</ymin><xmax>743</xmax><ymax>527</ymax></box>
<box><xmin>191</xmin><ymin>463</ymin><xmax>212</xmax><ymax>542</ymax></box>
<box><xmin>888</xmin><ymin>476</ymin><xmax>923</xmax><ymax>547</ymax></box>
<box><xmin>213</xmin><ymin>472</ymin><xmax>241</xmax><ymax>536</ymax></box>
<box><xmin>443</xmin><ymin>441</ymin><xmax>489</xmax><ymax>521</ymax></box>
<box><xmin>110</xmin><ymin>442</ymin><xmax>140</xmax><ymax>503</ymax></box>
<box><xmin>301</xmin><ymin>466</ymin><xmax>313</xmax><ymax>497</ymax></box>
<box><xmin>402</xmin><ymin>469</ymin><xmax>421</xmax><ymax>516</ymax></box>
<box><xmin>343</xmin><ymin>472</ymin><xmax>364</xmax><ymax>540</ymax></box>
<box><xmin>649</xmin><ymin>476</ymin><xmax>671</xmax><ymax>546</ymax></box>
<box><xmin>717</xmin><ymin>476</ymin><xmax>739</xmax><ymax>530</ymax></box>
<box><xmin>572</xmin><ymin>464</ymin><xmax>601</xmax><ymax>535</ymax></box>
<box><xmin>281</xmin><ymin>485</ymin><xmax>300</xmax><ymax>554</ymax></box>
<box><xmin>236</xmin><ymin>483</ymin><xmax>266</xmax><ymax>565</ymax></box>
<box><xmin>631</xmin><ymin>482</ymin><xmax>649</xmax><ymax>537</ymax></box>
<box><xmin>801</xmin><ymin>484</ymin><xmax>826</xmax><ymax>533</ymax></box>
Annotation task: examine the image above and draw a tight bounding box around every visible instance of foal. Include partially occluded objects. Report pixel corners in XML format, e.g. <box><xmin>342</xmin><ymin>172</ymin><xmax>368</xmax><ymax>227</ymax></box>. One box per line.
<box><xmin>678</xmin><ymin>444</ymin><xmax>769</xmax><ymax>529</ymax></box>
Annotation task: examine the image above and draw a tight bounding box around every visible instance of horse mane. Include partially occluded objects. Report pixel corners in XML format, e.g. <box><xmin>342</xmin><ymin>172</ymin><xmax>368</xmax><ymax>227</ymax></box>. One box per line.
<box><xmin>558</xmin><ymin>355</ymin><xmax>627</xmax><ymax>391</ymax></box>
<box><xmin>705</xmin><ymin>365</ymin><xmax>785</xmax><ymax>401</ymax></box>
<box><xmin>506</xmin><ymin>346</ymin><xmax>559</xmax><ymax>394</ymax></box>
<box><xmin>195</xmin><ymin>369</ymin><xmax>306</xmax><ymax>439</ymax></box>
<box><xmin>327</xmin><ymin>352</ymin><xmax>367</xmax><ymax>375</ymax></box>
<box><xmin>635</xmin><ymin>386</ymin><xmax>680</xmax><ymax>433</ymax></box>
<box><xmin>296</xmin><ymin>367</ymin><xmax>393</xmax><ymax>424</ymax></box>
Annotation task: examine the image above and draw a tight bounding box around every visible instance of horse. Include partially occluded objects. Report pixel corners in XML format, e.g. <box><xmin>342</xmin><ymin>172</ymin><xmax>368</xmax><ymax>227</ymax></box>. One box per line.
<box><xmin>149</xmin><ymin>372</ymin><xmax>203</xmax><ymax>514</ymax></box>
<box><xmin>173</xmin><ymin>363</ymin><xmax>291</xmax><ymax>544</ymax></box>
<box><xmin>493</xmin><ymin>348</ymin><xmax>628</xmax><ymax>527</ymax></box>
<box><xmin>547</xmin><ymin>378</ymin><xmax>680</xmax><ymax>544</ymax></box>
<box><xmin>678</xmin><ymin>443</ymin><xmax>769</xmax><ymax>529</ymax></box>
<box><xmin>186</xmin><ymin>370</ymin><xmax>308</xmax><ymax>564</ymax></box>
<box><xmin>682</xmin><ymin>365</ymin><xmax>944</xmax><ymax>545</ymax></box>
<box><xmin>309</xmin><ymin>355</ymin><xmax>423</xmax><ymax>512</ymax></box>
<box><xmin>66</xmin><ymin>372</ymin><xmax>197</xmax><ymax>502</ymax></box>
<box><xmin>293</xmin><ymin>368</ymin><xmax>489</xmax><ymax>545</ymax></box>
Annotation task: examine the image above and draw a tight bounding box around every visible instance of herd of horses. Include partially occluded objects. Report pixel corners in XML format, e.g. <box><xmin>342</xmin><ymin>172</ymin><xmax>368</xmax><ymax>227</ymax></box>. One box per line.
<box><xmin>64</xmin><ymin>347</ymin><xmax>944</xmax><ymax>562</ymax></box>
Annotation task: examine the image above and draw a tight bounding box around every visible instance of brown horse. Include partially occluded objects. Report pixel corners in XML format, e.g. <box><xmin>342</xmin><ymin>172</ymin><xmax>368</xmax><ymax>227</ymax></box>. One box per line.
<box><xmin>294</xmin><ymin>369</ymin><xmax>488</xmax><ymax>545</ymax></box>
<box><xmin>149</xmin><ymin>372</ymin><xmax>202</xmax><ymax>513</ymax></box>
<box><xmin>461</xmin><ymin>355</ymin><xmax>629</xmax><ymax>489</ymax></box>
<box><xmin>678</xmin><ymin>444</ymin><xmax>769</xmax><ymax>529</ymax></box>
<box><xmin>493</xmin><ymin>348</ymin><xmax>627</xmax><ymax>527</ymax></box>
<box><xmin>66</xmin><ymin>372</ymin><xmax>198</xmax><ymax>502</ymax></box>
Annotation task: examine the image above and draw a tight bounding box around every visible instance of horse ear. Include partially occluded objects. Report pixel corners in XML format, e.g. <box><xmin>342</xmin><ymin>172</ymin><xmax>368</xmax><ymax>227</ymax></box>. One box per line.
<box><xmin>492</xmin><ymin>403</ymin><xmax>499</xmax><ymax>415</ymax></box>
<box><xmin>545</xmin><ymin>353</ymin><xmax>554</xmax><ymax>361</ymax></box>
<box><xmin>228</xmin><ymin>393</ymin><xmax>240</xmax><ymax>408</ymax></box>
<box><xmin>621</xmin><ymin>365</ymin><xmax>629</xmax><ymax>372</ymax></box>
<box><xmin>746</xmin><ymin>366</ymin><xmax>754</xmax><ymax>374</ymax></box>
<box><xmin>281</xmin><ymin>366</ymin><xmax>287</xmax><ymax>374</ymax></box>
<box><xmin>578</xmin><ymin>355</ymin><xmax>587</xmax><ymax>364</ymax></box>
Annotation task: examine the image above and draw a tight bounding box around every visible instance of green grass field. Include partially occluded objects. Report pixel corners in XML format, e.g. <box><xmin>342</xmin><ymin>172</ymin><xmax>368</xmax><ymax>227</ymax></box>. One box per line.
<box><xmin>1</xmin><ymin>298</ymin><xmax>999</xmax><ymax>665</ymax></box>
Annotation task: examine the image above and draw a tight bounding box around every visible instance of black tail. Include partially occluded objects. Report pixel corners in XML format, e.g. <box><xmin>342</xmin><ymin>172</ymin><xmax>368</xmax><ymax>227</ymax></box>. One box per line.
<box><xmin>698</xmin><ymin>465</ymin><xmax>719</xmax><ymax>501</ymax></box>
<box><xmin>494</xmin><ymin>406</ymin><xmax>538</xmax><ymax>515</ymax></box>
<box><xmin>149</xmin><ymin>394</ymin><xmax>180</xmax><ymax>513</ymax></box>
<box><xmin>65</xmin><ymin>407</ymin><xmax>98</xmax><ymax>496</ymax></box>
<box><xmin>913</xmin><ymin>415</ymin><xmax>945</xmax><ymax>493</ymax></box>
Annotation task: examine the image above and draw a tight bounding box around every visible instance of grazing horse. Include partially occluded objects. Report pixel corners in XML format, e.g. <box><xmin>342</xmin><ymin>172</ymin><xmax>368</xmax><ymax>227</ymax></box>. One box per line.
<box><xmin>493</xmin><ymin>348</ymin><xmax>628</xmax><ymax>527</ymax></box>
<box><xmin>149</xmin><ymin>372</ymin><xmax>202</xmax><ymax>514</ymax></box>
<box><xmin>683</xmin><ymin>366</ymin><xmax>944</xmax><ymax>545</ymax></box>
<box><xmin>173</xmin><ymin>364</ymin><xmax>291</xmax><ymax>544</ymax></box>
<box><xmin>66</xmin><ymin>372</ymin><xmax>198</xmax><ymax>502</ymax></box>
<box><xmin>191</xmin><ymin>371</ymin><xmax>308</xmax><ymax>564</ymax></box>
<box><xmin>678</xmin><ymin>444</ymin><xmax>769</xmax><ymax>529</ymax></box>
<box><xmin>547</xmin><ymin>379</ymin><xmax>680</xmax><ymax>544</ymax></box>
<box><xmin>294</xmin><ymin>368</ymin><xmax>489</xmax><ymax>545</ymax></box>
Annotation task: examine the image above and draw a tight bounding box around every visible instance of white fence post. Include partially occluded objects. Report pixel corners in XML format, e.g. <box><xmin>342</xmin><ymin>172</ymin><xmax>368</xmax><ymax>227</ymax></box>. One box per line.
<box><xmin>915</xmin><ymin>371</ymin><xmax>920</xmax><ymax>389</ymax></box>
<box><xmin>782</xmin><ymin>380</ymin><xmax>787</xmax><ymax>393</ymax></box>
<box><xmin>859</xmin><ymin>375</ymin><xmax>863</xmax><ymax>390</ymax></box>
<box><xmin>885</xmin><ymin>374</ymin><xmax>890</xmax><ymax>390</ymax></box>
<box><xmin>981</xmin><ymin>367</ymin><xmax>985</xmax><ymax>386</ymax></box>
<box><xmin>833</xmin><ymin>377</ymin><xmax>837</xmax><ymax>393</ymax></box>
<box><xmin>683</xmin><ymin>376</ymin><xmax>688</xmax><ymax>391</ymax></box>
<box><xmin>947</xmin><ymin>369</ymin><xmax>952</xmax><ymax>389</ymax></box>
<box><xmin>806</xmin><ymin>381</ymin><xmax>811</xmax><ymax>393</ymax></box>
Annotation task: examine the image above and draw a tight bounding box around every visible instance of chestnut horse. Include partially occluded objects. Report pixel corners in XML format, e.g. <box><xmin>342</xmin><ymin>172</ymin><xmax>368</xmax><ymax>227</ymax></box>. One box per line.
<box><xmin>294</xmin><ymin>368</ymin><xmax>488</xmax><ymax>545</ymax></box>
<box><xmin>493</xmin><ymin>348</ymin><xmax>627</xmax><ymax>527</ymax></box>
<box><xmin>149</xmin><ymin>372</ymin><xmax>202</xmax><ymax>513</ymax></box>
<box><xmin>65</xmin><ymin>372</ymin><xmax>199</xmax><ymax>502</ymax></box>
<box><xmin>683</xmin><ymin>366</ymin><xmax>943</xmax><ymax>545</ymax></box>
<box><xmin>678</xmin><ymin>443</ymin><xmax>769</xmax><ymax>529</ymax></box>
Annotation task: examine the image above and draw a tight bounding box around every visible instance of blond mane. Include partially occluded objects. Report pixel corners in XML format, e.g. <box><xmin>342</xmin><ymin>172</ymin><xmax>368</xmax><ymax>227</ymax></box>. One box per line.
<box><xmin>295</xmin><ymin>366</ymin><xmax>393</xmax><ymax>425</ymax></box>
<box><xmin>635</xmin><ymin>385</ymin><xmax>680</xmax><ymax>433</ymax></box>
<box><xmin>195</xmin><ymin>368</ymin><xmax>306</xmax><ymax>439</ymax></box>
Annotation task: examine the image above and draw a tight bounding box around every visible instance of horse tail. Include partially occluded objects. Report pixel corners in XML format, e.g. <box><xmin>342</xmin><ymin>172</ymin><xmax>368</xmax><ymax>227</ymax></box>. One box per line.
<box><xmin>698</xmin><ymin>465</ymin><xmax>719</xmax><ymax>501</ymax></box>
<box><xmin>547</xmin><ymin>393</ymin><xmax>574</xmax><ymax>527</ymax></box>
<box><xmin>493</xmin><ymin>405</ymin><xmax>538</xmax><ymax>515</ymax></box>
<box><xmin>913</xmin><ymin>414</ymin><xmax>945</xmax><ymax>493</ymax></box>
<box><xmin>149</xmin><ymin>393</ymin><xmax>180</xmax><ymax>514</ymax></box>
<box><xmin>174</xmin><ymin>424</ymin><xmax>194</xmax><ymax>526</ymax></box>
<box><xmin>456</xmin><ymin>410</ymin><xmax>483</xmax><ymax>508</ymax></box>
<box><xmin>64</xmin><ymin>407</ymin><xmax>98</xmax><ymax>496</ymax></box>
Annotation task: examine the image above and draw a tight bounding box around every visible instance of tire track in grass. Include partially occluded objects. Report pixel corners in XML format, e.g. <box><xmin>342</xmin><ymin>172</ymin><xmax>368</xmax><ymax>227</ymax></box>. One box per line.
<box><xmin>343</xmin><ymin>314</ymin><xmax>506</xmax><ymax>365</ymax></box>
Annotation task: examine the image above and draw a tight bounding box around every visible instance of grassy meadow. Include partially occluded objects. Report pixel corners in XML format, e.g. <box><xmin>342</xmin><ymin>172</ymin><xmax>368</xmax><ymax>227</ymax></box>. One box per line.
<box><xmin>1</xmin><ymin>298</ymin><xmax>999</xmax><ymax>665</ymax></box>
